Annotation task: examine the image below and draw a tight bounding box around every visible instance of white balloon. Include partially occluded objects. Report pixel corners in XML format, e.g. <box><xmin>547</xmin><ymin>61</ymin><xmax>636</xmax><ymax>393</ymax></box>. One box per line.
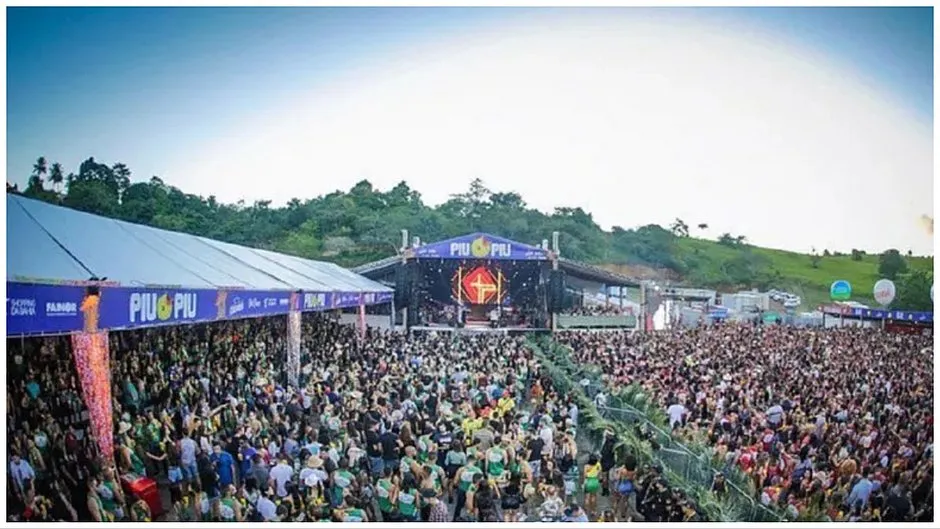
<box><xmin>873</xmin><ymin>279</ymin><xmax>896</xmax><ymax>307</ymax></box>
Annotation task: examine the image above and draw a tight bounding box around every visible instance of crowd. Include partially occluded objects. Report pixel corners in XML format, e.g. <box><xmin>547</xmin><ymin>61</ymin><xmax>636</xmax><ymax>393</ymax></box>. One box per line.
<box><xmin>558</xmin><ymin>324</ymin><xmax>934</xmax><ymax>522</ymax></box>
<box><xmin>8</xmin><ymin>313</ymin><xmax>679</xmax><ymax>523</ymax></box>
<box><xmin>565</xmin><ymin>303</ymin><xmax>630</xmax><ymax>317</ymax></box>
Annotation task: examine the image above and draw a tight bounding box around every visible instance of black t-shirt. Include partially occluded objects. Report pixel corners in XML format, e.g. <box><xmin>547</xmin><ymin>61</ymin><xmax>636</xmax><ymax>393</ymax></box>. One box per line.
<box><xmin>600</xmin><ymin>438</ymin><xmax>615</xmax><ymax>466</ymax></box>
<box><xmin>527</xmin><ymin>438</ymin><xmax>544</xmax><ymax>462</ymax></box>
<box><xmin>198</xmin><ymin>455</ymin><xmax>217</xmax><ymax>490</ymax></box>
<box><xmin>365</xmin><ymin>431</ymin><xmax>382</xmax><ymax>458</ymax></box>
<box><xmin>380</xmin><ymin>432</ymin><xmax>399</xmax><ymax>460</ymax></box>
<box><xmin>884</xmin><ymin>491</ymin><xmax>912</xmax><ymax>521</ymax></box>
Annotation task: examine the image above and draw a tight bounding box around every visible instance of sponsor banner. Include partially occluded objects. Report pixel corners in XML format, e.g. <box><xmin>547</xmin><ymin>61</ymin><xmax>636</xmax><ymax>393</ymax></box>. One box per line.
<box><xmin>413</xmin><ymin>233</ymin><xmax>547</xmax><ymax>261</ymax></box>
<box><xmin>7</xmin><ymin>283</ymin><xmax>85</xmax><ymax>335</ymax></box>
<box><xmin>8</xmin><ymin>282</ymin><xmax>393</xmax><ymax>336</ymax></box>
<box><xmin>218</xmin><ymin>290</ymin><xmax>297</xmax><ymax>320</ymax></box>
<box><xmin>819</xmin><ymin>303</ymin><xmax>933</xmax><ymax>323</ymax></box>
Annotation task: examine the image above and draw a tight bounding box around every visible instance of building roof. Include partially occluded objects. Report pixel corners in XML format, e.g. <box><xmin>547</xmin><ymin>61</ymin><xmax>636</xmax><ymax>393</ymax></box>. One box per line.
<box><xmin>351</xmin><ymin>233</ymin><xmax>641</xmax><ymax>287</ymax></box>
<box><xmin>7</xmin><ymin>194</ymin><xmax>391</xmax><ymax>293</ymax></box>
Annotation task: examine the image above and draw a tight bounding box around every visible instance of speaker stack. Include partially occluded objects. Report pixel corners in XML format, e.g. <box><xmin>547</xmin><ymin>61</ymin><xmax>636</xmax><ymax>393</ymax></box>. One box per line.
<box><xmin>548</xmin><ymin>269</ymin><xmax>567</xmax><ymax>313</ymax></box>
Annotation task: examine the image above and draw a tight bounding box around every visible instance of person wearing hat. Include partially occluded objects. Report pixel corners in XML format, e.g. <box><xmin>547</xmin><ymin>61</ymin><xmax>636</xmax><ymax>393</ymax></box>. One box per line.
<box><xmin>299</xmin><ymin>455</ymin><xmax>326</xmax><ymax>490</ymax></box>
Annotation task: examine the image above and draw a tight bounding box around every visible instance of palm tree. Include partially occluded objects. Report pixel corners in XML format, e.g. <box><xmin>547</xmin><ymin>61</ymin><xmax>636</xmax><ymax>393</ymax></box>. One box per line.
<box><xmin>49</xmin><ymin>162</ymin><xmax>65</xmax><ymax>193</ymax></box>
<box><xmin>29</xmin><ymin>156</ymin><xmax>48</xmax><ymax>191</ymax></box>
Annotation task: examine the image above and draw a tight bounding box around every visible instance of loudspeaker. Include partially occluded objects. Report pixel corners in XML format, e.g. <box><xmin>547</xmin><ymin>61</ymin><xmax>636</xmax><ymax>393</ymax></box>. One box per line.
<box><xmin>394</xmin><ymin>263</ymin><xmax>412</xmax><ymax>307</ymax></box>
<box><xmin>548</xmin><ymin>270</ymin><xmax>566</xmax><ymax>312</ymax></box>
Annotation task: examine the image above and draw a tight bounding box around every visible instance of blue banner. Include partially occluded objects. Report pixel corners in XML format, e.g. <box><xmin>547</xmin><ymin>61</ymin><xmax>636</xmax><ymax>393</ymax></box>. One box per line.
<box><xmin>412</xmin><ymin>232</ymin><xmax>548</xmax><ymax>261</ymax></box>
<box><xmin>7</xmin><ymin>282</ymin><xmax>393</xmax><ymax>336</ymax></box>
<box><xmin>820</xmin><ymin>303</ymin><xmax>933</xmax><ymax>323</ymax></box>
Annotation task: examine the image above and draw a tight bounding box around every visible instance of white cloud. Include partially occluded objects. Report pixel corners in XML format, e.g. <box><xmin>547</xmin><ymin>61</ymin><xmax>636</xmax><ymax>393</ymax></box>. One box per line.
<box><xmin>169</xmin><ymin>12</ymin><xmax>933</xmax><ymax>255</ymax></box>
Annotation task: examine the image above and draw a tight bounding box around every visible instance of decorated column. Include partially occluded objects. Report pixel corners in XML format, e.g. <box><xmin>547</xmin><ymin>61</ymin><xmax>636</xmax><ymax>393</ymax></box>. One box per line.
<box><xmin>72</xmin><ymin>290</ymin><xmax>114</xmax><ymax>462</ymax></box>
<box><xmin>287</xmin><ymin>292</ymin><xmax>302</xmax><ymax>389</ymax></box>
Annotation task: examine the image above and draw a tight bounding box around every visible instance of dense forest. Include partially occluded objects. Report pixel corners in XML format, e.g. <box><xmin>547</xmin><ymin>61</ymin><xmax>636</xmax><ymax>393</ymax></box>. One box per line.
<box><xmin>10</xmin><ymin>156</ymin><xmax>934</xmax><ymax>310</ymax></box>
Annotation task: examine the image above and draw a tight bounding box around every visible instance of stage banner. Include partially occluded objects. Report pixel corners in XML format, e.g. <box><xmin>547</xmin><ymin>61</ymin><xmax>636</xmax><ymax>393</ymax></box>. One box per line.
<box><xmin>413</xmin><ymin>233</ymin><xmax>548</xmax><ymax>261</ymax></box>
<box><xmin>71</xmin><ymin>331</ymin><xmax>114</xmax><ymax>464</ymax></box>
<box><xmin>287</xmin><ymin>311</ymin><xmax>302</xmax><ymax>389</ymax></box>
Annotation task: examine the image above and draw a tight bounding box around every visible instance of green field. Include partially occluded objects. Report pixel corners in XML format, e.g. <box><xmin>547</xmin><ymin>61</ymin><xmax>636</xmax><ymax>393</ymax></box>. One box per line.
<box><xmin>677</xmin><ymin>237</ymin><xmax>933</xmax><ymax>309</ymax></box>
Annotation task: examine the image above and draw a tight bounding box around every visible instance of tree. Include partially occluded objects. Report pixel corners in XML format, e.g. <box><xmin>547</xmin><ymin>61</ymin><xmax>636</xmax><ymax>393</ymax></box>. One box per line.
<box><xmin>49</xmin><ymin>162</ymin><xmax>65</xmax><ymax>193</ymax></box>
<box><xmin>32</xmin><ymin>156</ymin><xmax>47</xmax><ymax>181</ymax></box>
<box><xmin>669</xmin><ymin>218</ymin><xmax>689</xmax><ymax>238</ymax></box>
<box><xmin>878</xmin><ymin>249</ymin><xmax>908</xmax><ymax>280</ymax></box>
<box><xmin>717</xmin><ymin>233</ymin><xmax>736</xmax><ymax>246</ymax></box>
<box><xmin>894</xmin><ymin>268</ymin><xmax>933</xmax><ymax>311</ymax></box>
<box><xmin>810</xmin><ymin>247</ymin><xmax>821</xmax><ymax>269</ymax></box>
<box><xmin>850</xmin><ymin>249</ymin><xmax>864</xmax><ymax>262</ymax></box>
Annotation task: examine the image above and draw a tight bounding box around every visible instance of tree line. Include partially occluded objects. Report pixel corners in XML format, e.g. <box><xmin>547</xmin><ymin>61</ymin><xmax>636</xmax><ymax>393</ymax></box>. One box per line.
<box><xmin>9</xmin><ymin>156</ymin><xmax>933</xmax><ymax>311</ymax></box>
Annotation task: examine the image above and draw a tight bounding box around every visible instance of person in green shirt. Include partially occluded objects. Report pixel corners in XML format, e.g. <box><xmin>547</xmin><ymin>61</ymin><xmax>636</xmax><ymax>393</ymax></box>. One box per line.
<box><xmin>424</xmin><ymin>459</ymin><xmax>446</xmax><ymax>493</ymax></box>
<box><xmin>396</xmin><ymin>475</ymin><xmax>421</xmax><ymax>521</ymax></box>
<box><xmin>341</xmin><ymin>496</ymin><xmax>370</xmax><ymax>523</ymax></box>
<box><xmin>444</xmin><ymin>442</ymin><xmax>467</xmax><ymax>502</ymax></box>
<box><xmin>219</xmin><ymin>485</ymin><xmax>242</xmax><ymax>521</ymax></box>
<box><xmin>331</xmin><ymin>460</ymin><xmax>356</xmax><ymax>507</ymax></box>
<box><xmin>453</xmin><ymin>455</ymin><xmax>483</xmax><ymax>521</ymax></box>
<box><xmin>485</xmin><ymin>438</ymin><xmax>508</xmax><ymax>484</ymax></box>
<box><xmin>375</xmin><ymin>467</ymin><xmax>399</xmax><ymax>522</ymax></box>
<box><xmin>417</xmin><ymin>433</ymin><xmax>434</xmax><ymax>464</ymax></box>
<box><xmin>399</xmin><ymin>446</ymin><xmax>422</xmax><ymax>479</ymax></box>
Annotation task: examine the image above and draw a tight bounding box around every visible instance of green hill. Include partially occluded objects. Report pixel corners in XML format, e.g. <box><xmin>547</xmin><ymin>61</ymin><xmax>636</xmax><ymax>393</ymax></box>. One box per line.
<box><xmin>11</xmin><ymin>156</ymin><xmax>934</xmax><ymax>311</ymax></box>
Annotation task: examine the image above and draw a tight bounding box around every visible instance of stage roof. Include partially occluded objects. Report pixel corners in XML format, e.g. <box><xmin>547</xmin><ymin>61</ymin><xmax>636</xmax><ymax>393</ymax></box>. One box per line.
<box><xmin>352</xmin><ymin>232</ymin><xmax>641</xmax><ymax>287</ymax></box>
<box><xmin>7</xmin><ymin>194</ymin><xmax>392</xmax><ymax>293</ymax></box>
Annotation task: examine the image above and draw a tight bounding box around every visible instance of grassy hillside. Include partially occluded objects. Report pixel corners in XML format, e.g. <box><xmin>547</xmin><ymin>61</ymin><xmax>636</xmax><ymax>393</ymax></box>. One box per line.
<box><xmin>12</xmin><ymin>156</ymin><xmax>933</xmax><ymax>311</ymax></box>
<box><xmin>676</xmin><ymin>237</ymin><xmax>932</xmax><ymax>309</ymax></box>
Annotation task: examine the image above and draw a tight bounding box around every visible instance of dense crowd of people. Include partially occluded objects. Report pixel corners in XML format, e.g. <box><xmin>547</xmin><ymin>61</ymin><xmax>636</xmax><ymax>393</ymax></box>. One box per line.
<box><xmin>7</xmin><ymin>312</ymin><xmax>933</xmax><ymax>523</ymax></box>
<box><xmin>565</xmin><ymin>303</ymin><xmax>630</xmax><ymax>317</ymax></box>
<box><xmin>7</xmin><ymin>313</ymin><xmax>685</xmax><ymax>523</ymax></box>
<box><xmin>558</xmin><ymin>324</ymin><xmax>934</xmax><ymax>522</ymax></box>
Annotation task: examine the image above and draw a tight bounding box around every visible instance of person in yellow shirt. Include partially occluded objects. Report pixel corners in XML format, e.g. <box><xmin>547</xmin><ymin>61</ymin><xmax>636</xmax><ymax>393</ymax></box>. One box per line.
<box><xmin>497</xmin><ymin>392</ymin><xmax>515</xmax><ymax>418</ymax></box>
<box><xmin>583</xmin><ymin>454</ymin><xmax>602</xmax><ymax>516</ymax></box>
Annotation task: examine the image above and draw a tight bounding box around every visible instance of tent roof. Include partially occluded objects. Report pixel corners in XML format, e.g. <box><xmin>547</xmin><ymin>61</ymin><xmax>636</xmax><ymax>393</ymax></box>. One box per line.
<box><xmin>7</xmin><ymin>194</ymin><xmax>391</xmax><ymax>293</ymax></box>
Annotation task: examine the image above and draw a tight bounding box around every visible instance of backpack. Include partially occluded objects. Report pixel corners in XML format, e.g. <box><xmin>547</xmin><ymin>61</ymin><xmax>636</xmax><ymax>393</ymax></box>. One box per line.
<box><xmin>617</xmin><ymin>478</ymin><xmax>635</xmax><ymax>495</ymax></box>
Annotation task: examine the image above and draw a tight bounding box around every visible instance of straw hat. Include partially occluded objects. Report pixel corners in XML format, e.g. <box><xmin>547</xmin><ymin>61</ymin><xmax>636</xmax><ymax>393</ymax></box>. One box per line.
<box><xmin>306</xmin><ymin>456</ymin><xmax>324</xmax><ymax>469</ymax></box>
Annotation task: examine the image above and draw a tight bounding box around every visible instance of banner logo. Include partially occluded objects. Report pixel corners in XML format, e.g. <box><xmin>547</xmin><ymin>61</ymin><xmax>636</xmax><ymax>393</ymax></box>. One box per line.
<box><xmin>450</xmin><ymin>236</ymin><xmax>512</xmax><ymax>259</ymax></box>
<box><xmin>229</xmin><ymin>296</ymin><xmax>245</xmax><ymax>316</ymax></box>
<box><xmin>8</xmin><ymin>298</ymin><xmax>37</xmax><ymax>317</ymax></box>
<box><xmin>304</xmin><ymin>293</ymin><xmax>326</xmax><ymax>310</ymax></box>
<box><xmin>47</xmin><ymin>301</ymin><xmax>78</xmax><ymax>317</ymax></box>
<box><xmin>130</xmin><ymin>292</ymin><xmax>198</xmax><ymax>324</ymax></box>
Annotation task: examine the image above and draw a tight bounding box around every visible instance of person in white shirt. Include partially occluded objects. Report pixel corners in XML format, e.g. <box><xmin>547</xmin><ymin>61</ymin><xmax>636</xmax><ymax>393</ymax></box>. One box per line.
<box><xmin>667</xmin><ymin>402</ymin><xmax>687</xmax><ymax>429</ymax></box>
<box><xmin>269</xmin><ymin>458</ymin><xmax>294</xmax><ymax>498</ymax></box>
<box><xmin>180</xmin><ymin>435</ymin><xmax>198</xmax><ymax>481</ymax></box>
<box><xmin>9</xmin><ymin>455</ymin><xmax>35</xmax><ymax>497</ymax></box>
<box><xmin>256</xmin><ymin>492</ymin><xmax>278</xmax><ymax>521</ymax></box>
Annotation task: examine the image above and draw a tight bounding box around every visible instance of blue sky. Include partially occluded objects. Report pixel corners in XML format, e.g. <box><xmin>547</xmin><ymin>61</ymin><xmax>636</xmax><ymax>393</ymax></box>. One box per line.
<box><xmin>6</xmin><ymin>7</ymin><xmax>935</xmax><ymax>253</ymax></box>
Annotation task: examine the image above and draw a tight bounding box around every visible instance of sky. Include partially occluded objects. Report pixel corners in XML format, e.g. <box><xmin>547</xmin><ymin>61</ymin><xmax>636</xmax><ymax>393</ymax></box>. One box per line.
<box><xmin>6</xmin><ymin>6</ymin><xmax>934</xmax><ymax>255</ymax></box>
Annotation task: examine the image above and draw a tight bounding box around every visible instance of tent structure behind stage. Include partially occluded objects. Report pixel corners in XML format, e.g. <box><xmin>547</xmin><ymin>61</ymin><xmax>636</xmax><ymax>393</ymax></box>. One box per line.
<box><xmin>7</xmin><ymin>194</ymin><xmax>393</xmax><ymax>337</ymax></box>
